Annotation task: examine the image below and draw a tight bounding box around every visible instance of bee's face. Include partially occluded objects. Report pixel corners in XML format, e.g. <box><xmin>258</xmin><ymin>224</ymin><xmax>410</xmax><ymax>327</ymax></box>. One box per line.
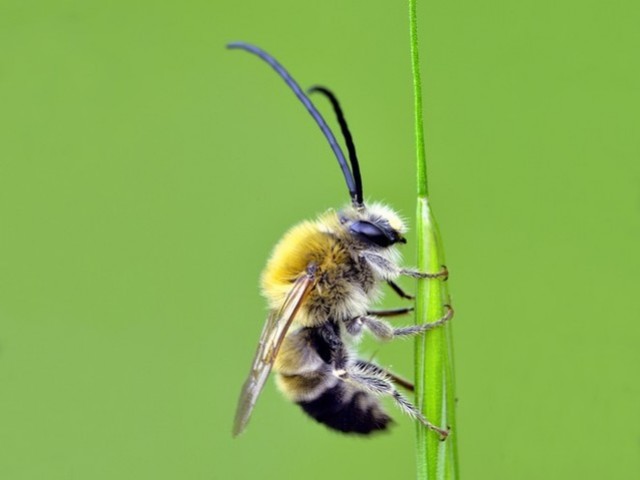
<box><xmin>338</xmin><ymin>203</ymin><xmax>407</xmax><ymax>249</ymax></box>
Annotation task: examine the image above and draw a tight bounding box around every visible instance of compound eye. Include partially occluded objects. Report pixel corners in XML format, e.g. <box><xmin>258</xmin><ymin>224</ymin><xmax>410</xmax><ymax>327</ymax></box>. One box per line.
<box><xmin>349</xmin><ymin>221</ymin><xmax>395</xmax><ymax>247</ymax></box>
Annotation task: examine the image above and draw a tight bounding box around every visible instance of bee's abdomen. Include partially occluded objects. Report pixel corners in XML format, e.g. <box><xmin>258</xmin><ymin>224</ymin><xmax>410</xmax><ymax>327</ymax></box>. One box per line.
<box><xmin>297</xmin><ymin>382</ymin><xmax>392</xmax><ymax>435</ymax></box>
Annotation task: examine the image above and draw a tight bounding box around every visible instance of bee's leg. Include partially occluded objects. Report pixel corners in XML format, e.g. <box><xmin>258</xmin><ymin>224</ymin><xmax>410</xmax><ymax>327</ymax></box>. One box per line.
<box><xmin>400</xmin><ymin>265</ymin><xmax>449</xmax><ymax>280</ymax></box>
<box><xmin>387</xmin><ymin>280</ymin><xmax>415</xmax><ymax>300</ymax></box>
<box><xmin>344</xmin><ymin>316</ymin><xmax>366</xmax><ymax>336</ymax></box>
<box><xmin>335</xmin><ymin>366</ymin><xmax>449</xmax><ymax>439</ymax></box>
<box><xmin>353</xmin><ymin>305</ymin><xmax>454</xmax><ymax>341</ymax></box>
<box><xmin>366</xmin><ymin>306</ymin><xmax>414</xmax><ymax>317</ymax></box>
<box><xmin>354</xmin><ymin>360</ymin><xmax>414</xmax><ymax>391</ymax></box>
<box><xmin>361</xmin><ymin>252</ymin><xmax>448</xmax><ymax>281</ymax></box>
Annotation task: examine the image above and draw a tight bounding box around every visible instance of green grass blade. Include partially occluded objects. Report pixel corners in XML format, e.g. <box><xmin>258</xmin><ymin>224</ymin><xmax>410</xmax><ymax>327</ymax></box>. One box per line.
<box><xmin>409</xmin><ymin>1</ymin><xmax>459</xmax><ymax>479</ymax></box>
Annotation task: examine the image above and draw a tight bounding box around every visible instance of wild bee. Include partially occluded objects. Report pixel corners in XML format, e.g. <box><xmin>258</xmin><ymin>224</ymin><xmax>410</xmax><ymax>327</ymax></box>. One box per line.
<box><xmin>229</xmin><ymin>42</ymin><xmax>452</xmax><ymax>437</ymax></box>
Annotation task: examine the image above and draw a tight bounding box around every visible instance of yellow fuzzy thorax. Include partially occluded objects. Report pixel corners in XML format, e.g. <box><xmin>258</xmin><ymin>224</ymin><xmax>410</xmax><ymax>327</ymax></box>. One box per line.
<box><xmin>260</xmin><ymin>203</ymin><xmax>405</xmax><ymax>327</ymax></box>
<box><xmin>261</xmin><ymin>210</ymin><xmax>342</xmax><ymax>311</ymax></box>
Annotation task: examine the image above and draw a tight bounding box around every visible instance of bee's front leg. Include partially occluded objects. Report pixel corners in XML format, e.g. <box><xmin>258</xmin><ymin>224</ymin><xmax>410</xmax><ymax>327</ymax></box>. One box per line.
<box><xmin>401</xmin><ymin>265</ymin><xmax>449</xmax><ymax>280</ymax></box>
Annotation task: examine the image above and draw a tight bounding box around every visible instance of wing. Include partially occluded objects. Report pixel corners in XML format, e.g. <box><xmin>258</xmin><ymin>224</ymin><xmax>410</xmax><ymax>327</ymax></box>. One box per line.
<box><xmin>232</xmin><ymin>267</ymin><xmax>316</xmax><ymax>437</ymax></box>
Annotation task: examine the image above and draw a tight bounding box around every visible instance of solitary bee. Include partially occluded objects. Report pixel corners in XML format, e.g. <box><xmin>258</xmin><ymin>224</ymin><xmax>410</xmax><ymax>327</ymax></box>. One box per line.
<box><xmin>229</xmin><ymin>42</ymin><xmax>452</xmax><ymax>438</ymax></box>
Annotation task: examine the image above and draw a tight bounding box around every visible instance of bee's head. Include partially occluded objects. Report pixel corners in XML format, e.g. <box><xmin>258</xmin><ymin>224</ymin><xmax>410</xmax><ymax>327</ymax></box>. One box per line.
<box><xmin>338</xmin><ymin>203</ymin><xmax>407</xmax><ymax>248</ymax></box>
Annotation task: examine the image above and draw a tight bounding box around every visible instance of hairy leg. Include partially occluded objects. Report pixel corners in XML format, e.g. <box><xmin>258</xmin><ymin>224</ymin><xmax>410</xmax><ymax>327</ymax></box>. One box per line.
<box><xmin>354</xmin><ymin>360</ymin><xmax>414</xmax><ymax>392</ymax></box>
<box><xmin>361</xmin><ymin>252</ymin><xmax>449</xmax><ymax>281</ymax></box>
<box><xmin>334</xmin><ymin>363</ymin><xmax>448</xmax><ymax>439</ymax></box>
<box><xmin>346</xmin><ymin>305</ymin><xmax>454</xmax><ymax>341</ymax></box>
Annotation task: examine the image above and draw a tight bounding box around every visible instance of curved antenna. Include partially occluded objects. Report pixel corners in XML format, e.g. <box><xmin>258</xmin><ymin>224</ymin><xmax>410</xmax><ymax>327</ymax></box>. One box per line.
<box><xmin>227</xmin><ymin>42</ymin><xmax>358</xmax><ymax>204</ymax></box>
<box><xmin>308</xmin><ymin>86</ymin><xmax>363</xmax><ymax>207</ymax></box>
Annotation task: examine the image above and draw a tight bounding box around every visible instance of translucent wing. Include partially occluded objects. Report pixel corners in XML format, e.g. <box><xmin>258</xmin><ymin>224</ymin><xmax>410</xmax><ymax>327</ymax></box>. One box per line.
<box><xmin>232</xmin><ymin>268</ymin><xmax>315</xmax><ymax>437</ymax></box>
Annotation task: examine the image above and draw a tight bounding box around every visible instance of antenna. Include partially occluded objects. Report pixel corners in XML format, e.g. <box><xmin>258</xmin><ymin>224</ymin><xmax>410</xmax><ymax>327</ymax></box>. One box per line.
<box><xmin>309</xmin><ymin>86</ymin><xmax>363</xmax><ymax>207</ymax></box>
<box><xmin>227</xmin><ymin>42</ymin><xmax>359</xmax><ymax>204</ymax></box>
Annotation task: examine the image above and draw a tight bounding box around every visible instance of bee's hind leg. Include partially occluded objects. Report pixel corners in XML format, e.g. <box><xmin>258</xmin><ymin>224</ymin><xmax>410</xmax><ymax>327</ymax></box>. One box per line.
<box><xmin>335</xmin><ymin>365</ymin><xmax>449</xmax><ymax>439</ymax></box>
<box><xmin>353</xmin><ymin>360</ymin><xmax>414</xmax><ymax>392</ymax></box>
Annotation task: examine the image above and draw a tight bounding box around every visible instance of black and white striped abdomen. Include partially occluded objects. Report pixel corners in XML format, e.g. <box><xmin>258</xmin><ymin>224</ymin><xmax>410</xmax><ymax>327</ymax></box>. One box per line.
<box><xmin>297</xmin><ymin>381</ymin><xmax>391</xmax><ymax>434</ymax></box>
<box><xmin>274</xmin><ymin>324</ymin><xmax>392</xmax><ymax>435</ymax></box>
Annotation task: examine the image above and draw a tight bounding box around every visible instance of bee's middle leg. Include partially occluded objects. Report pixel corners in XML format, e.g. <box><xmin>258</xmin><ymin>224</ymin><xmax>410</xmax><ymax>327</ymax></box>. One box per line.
<box><xmin>346</xmin><ymin>305</ymin><xmax>454</xmax><ymax>340</ymax></box>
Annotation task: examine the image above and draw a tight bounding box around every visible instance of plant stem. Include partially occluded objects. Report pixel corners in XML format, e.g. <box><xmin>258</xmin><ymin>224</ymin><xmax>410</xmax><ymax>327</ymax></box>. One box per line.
<box><xmin>409</xmin><ymin>0</ymin><xmax>428</xmax><ymax>198</ymax></box>
<box><xmin>409</xmin><ymin>1</ymin><xmax>459</xmax><ymax>479</ymax></box>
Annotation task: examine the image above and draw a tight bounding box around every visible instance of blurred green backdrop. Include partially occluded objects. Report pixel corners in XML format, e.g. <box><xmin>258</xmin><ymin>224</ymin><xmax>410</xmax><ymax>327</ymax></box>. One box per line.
<box><xmin>1</xmin><ymin>1</ymin><xmax>638</xmax><ymax>479</ymax></box>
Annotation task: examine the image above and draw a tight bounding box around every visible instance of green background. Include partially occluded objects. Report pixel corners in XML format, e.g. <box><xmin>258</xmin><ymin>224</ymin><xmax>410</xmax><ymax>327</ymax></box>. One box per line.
<box><xmin>1</xmin><ymin>1</ymin><xmax>638</xmax><ymax>479</ymax></box>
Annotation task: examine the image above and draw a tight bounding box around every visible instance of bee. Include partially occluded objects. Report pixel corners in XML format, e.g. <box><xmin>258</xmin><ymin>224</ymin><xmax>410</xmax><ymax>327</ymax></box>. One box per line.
<box><xmin>228</xmin><ymin>42</ymin><xmax>452</xmax><ymax>438</ymax></box>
